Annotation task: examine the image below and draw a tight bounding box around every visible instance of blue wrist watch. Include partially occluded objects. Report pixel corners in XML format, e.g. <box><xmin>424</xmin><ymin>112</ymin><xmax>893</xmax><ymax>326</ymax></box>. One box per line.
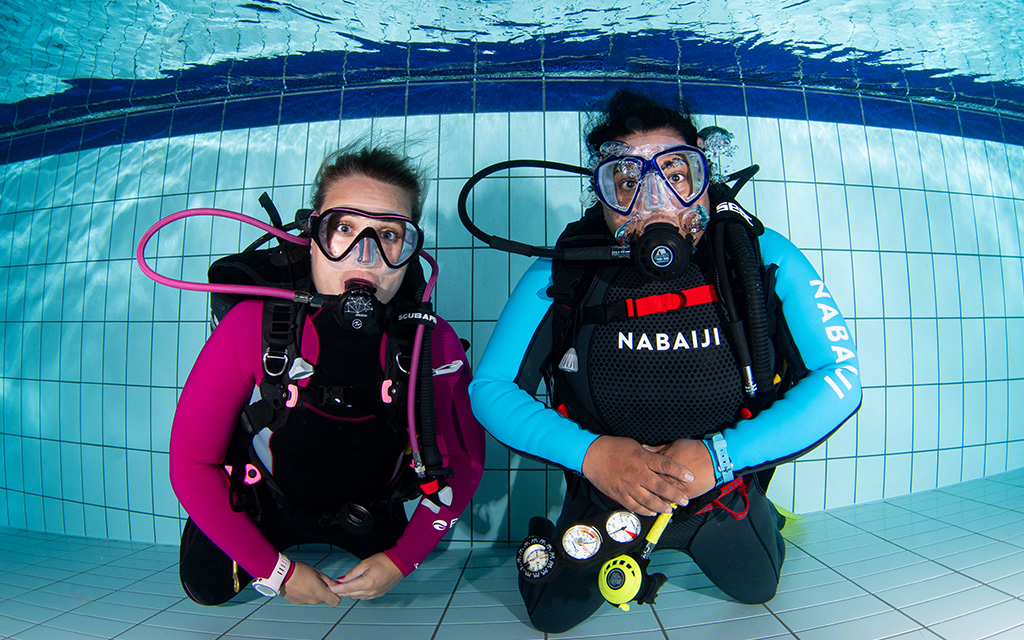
<box><xmin>704</xmin><ymin>432</ymin><xmax>734</xmax><ymax>485</ymax></box>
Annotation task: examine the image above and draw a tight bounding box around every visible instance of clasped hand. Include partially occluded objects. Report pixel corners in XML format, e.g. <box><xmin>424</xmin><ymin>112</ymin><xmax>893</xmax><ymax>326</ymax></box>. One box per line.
<box><xmin>581</xmin><ymin>436</ymin><xmax>717</xmax><ymax>516</ymax></box>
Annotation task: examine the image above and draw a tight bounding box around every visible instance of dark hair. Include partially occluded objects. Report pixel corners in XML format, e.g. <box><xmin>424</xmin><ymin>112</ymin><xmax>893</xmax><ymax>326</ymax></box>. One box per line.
<box><xmin>585</xmin><ymin>89</ymin><xmax>701</xmax><ymax>159</ymax></box>
<box><xmin>311</xmin><ymin>145</ymin><xmax>427</xmax><ymax>224</ymax></box>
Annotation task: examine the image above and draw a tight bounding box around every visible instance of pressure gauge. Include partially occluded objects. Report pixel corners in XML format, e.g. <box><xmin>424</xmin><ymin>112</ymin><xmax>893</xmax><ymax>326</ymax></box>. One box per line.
<box><xmin>561</xmin><ymin>524</ymin><xmax>602</xmax><ymax>560</ymax></box>
<box><xmin>516</xmin><ymin>535</ymin><xmax>557</xmax><ymax>580</ymax></box>
<box><xmin>605</xmin><ymin>511</ymin><xmax>642</xmax><ymax>543</ymax></box>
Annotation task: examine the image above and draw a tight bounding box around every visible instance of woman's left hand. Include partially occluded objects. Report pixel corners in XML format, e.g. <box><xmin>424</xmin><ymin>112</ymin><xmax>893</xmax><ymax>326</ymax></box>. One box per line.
<box><xmin>330</xmin><ymin>552</ymin><xmax>404</xmax><ymax>600</ymax></box>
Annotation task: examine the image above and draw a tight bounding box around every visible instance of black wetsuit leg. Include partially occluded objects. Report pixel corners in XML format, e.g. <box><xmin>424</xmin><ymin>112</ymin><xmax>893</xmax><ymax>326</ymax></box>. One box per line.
<box><xmin>518</xmin><ymin>475</ymin><xmax>786</xmax><ymax>631</ymax></box>
<box><xmin>519</xmin><ymin>476</ymin><xmax>612</xmax><ymax>634</ymax></box>
<box><xmin>685</xmin><ymin>476</ymin><xmax>786</xmax><ymax>604</ymax></box>
<box><xmin>179</xmin><ymin>517</ymin><xmax>252</xmax><ymax>606</ymax></box>
<box><xmin>179</xmin><ymin>500</ymin><xmax>409</xmax><ymax>605</ymax></box>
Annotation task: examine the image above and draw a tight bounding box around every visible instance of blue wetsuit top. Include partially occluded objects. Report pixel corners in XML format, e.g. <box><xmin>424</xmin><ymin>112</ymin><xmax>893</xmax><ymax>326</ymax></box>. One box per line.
<box><xmin>469</xmin><ymin>227</ymin><xmax>861</xmax><ymax>482</ymax></box>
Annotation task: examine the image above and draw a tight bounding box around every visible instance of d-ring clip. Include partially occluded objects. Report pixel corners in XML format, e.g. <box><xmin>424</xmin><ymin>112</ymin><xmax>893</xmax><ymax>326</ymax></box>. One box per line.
<box><xmin>262</xmin><ymin>348</ymin><xmax>288</xmax><ymax>377</ymax></box>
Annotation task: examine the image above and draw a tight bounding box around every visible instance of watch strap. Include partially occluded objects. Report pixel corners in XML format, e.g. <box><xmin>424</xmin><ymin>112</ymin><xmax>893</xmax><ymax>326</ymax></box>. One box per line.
<box><xmin>703</xmin><ymin>432</ymin><xmax>734</xmax><ymax>485</ymax></box>
<box><xmin>253</xmin><ymin>553</ymin><xmax>293</xmax><ymax>597</ymax></box>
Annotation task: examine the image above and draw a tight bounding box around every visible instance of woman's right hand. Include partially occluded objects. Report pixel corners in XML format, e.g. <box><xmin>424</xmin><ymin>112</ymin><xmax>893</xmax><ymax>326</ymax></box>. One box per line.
<box><xmin>280</xmin><ymin>561</ymin><xmax>342</xmax><ymax>606</ymax></box>
<box><xmin>581</xmin><ymin>435</ymin><xmax>695</xmax><ymax>516</ymax></box>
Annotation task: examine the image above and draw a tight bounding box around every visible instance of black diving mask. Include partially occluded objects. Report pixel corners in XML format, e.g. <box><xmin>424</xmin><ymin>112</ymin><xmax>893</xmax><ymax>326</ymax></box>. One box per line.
<box><xmin>309</xmin><ymin>207</ymin><xmax>423</xmax><ymax>269</ymax></box>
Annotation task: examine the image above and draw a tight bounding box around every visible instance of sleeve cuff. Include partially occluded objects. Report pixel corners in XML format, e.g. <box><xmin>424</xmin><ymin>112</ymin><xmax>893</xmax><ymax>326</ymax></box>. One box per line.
<box><xmin>384</xmin><ymin>548</ymin><xmax>414</xmax><ymax>577</ymax></box>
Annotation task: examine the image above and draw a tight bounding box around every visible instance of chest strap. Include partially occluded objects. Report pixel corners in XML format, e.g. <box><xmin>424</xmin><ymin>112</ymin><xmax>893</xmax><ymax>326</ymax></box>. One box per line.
<box><xmin>581</xmin><ymin>284</ymin><xmax>720</xmax><ymax>324</ymax></box>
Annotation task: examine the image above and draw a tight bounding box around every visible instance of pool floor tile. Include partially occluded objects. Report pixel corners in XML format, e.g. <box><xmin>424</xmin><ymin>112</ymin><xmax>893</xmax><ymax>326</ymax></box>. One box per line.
<box><xmin>0</xmin><ymin>470</ymin><xmax>1021</xmax><ymax>639</ymax></box>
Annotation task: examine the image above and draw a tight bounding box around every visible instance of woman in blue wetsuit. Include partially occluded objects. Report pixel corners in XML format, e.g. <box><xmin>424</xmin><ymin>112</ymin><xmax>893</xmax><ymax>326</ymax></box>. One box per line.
<box><xmin>469</xmin><ymin>90</ymin><xmax>861</xmax><ymax>633</ymax></box>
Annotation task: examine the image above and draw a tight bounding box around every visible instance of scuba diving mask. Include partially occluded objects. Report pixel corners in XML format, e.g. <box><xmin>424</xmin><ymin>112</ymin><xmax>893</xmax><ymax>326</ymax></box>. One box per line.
<box><xmin>308</xmin><ymin>207</ymin><xmax>423</xmax><ymax>269</ymax></box>
<box><xmin>593</xmin><ymin>141</ymin><xmax>710</xmax><ymax>219</ymax></box>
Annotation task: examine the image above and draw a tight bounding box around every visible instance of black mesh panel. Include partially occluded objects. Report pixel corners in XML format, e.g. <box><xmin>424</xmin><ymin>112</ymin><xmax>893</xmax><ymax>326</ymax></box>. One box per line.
<box><xmin>586</xmin><ymin>265</ymin><xmax>744</xmax><ymax>444</ymax></box>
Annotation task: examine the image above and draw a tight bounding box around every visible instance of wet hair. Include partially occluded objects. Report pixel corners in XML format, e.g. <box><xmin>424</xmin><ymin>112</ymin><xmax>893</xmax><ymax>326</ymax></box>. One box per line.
<box><xmin>311</xmin><ymin>145</ymin><xmax>427</xmax><ymax>224</ymax></box>
<box><xmin>585</xmin><ymin>89</ymin><xmax>701</xmax><ymax>160</ymax></box>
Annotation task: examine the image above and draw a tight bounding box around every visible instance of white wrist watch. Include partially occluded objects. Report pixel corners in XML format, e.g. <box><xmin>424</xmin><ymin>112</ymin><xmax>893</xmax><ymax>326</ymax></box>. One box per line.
<box><xmin>253</xmin><ymin>553</ymin><xmax>293</xmax><ymax>597</ymax></box>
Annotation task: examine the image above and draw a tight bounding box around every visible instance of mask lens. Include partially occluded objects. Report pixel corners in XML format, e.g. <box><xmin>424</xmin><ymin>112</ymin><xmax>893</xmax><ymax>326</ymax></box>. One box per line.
<box><xmin>315</xmin><ymin>209</ymin><xmax>421</xmax><ymax>268</ymax></box>
<box><xmin>654</xmin><ymin>148</ymin><xmax>706</xmax><ymax>205</ymax></box>
<box><xmin>595</xmin><ymin>158</ymin><xmax>643</xmax><ymax>214</ymax></box>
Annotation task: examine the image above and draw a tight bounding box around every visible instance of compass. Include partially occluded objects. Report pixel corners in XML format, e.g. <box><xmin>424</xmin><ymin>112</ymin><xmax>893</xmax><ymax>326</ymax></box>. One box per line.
<box><xmin>516</xmin><ymin>535</ymin><xmax>558</xmax><ymax>580</ymax></box>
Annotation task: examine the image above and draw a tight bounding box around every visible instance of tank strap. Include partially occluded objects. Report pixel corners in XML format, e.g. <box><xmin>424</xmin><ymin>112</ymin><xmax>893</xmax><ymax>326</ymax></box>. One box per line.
<box><xmin>580</xmin><ymin>284</ymin><xmax>720</xmax><ymax>324</ymax></box>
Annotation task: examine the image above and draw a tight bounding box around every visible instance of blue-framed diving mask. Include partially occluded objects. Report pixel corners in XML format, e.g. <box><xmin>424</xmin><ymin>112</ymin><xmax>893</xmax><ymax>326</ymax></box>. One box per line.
<box><xmin>593</xmin><ymin>142</ymin><xmax>711</xmax><ymax>239</ymax></box>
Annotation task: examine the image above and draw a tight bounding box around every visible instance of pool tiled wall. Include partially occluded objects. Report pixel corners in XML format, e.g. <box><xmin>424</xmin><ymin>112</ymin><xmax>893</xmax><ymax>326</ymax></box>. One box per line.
<box><xmin>1</xmin><ymin>79</ymin><xmax>1023</xmax><ymax>546</ymax></box>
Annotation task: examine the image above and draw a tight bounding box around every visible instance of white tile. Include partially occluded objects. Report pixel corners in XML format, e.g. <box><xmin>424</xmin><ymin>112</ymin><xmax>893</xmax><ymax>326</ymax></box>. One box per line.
<box><xmin>856</xmin><ymin>561</ymin><xmax>950</xmax><ymax>595</ymax></box>
<box><xmin>747</xmin><ymin>117</ymin><xmax>785</xmax><ymax>182</ymax></box>
<box><xmin>40</xmin><ymin>612</ymin><xmax>136</xmax><ymax>639</ymax></box>
<box><xmin>0</xmin><ymin>614</ymin><xmax>34</xmax><ymax>639</ymax></box>
<box><xmin>876</xmin><ymin>571</ymin><xmax>978</xmax><ymax>609</ymax></box>
<box><xmin>903</xmin><ymin>584</ymin><xmax>1010</xmax><ymax>626</ymax></box>
<box><xmin>892</xmin><ymin>129</ymin><xmax>924</xmax><ymax>190</ymax></box>
<box><xmin>964</xmin><ymin>138</ymin><xmax>993</xmax><ymax>197</ymax></box>
<box><xmin>930</xmin><ymin>599</ymin><xmax>1024</xmax><ymax>640</ymax></box>
<box><xmin>779</xmin><ymin>118</ymin><xmax>814</xmax><ymax>183</ymax></box>
<box><xmin>429</xmin><ymin>622</ymin><xmax>543</xmax><ymax>640</ymax></box>
<box><xmin>785</xmin><ymin>182</ymin><xmax>820</xmax><ymax>249</ymax></box>
<box><xmin>917</xmin><ymin>132</ymin><xmax>949</xmax><ymax>192</ymax></box>
<box><xmin>941</xmin><ymin>135</ymin><xmax>971</xmax><ymax>194</ymax></box>
<box><xmin>810</xmin><ymin>121</ymin><xmax>844</xmax><ymax>185</ymax></box>
<box><xmin>795</xmin><ymin>610</ymin><xmax>923</xmax><ymax>640</ymax></box>
<box><xmin>834</xmin><ymin>550</ymin><xmax>925</xmax><ymax>581</ymax></box>
<box><xmin>767</xmin><ymin>578</ymin><xmax>867</xmax><ymax>613</ymax></box>
<box><xmin>117</xmin><ymin>625</ymin><xmax>219</xmax><ymax>640</ymax></box>
<box><xmin>865</xmin><ymin>127</ymin><xmax>898</xmax><ymax>188</ymax></box>
<box><xmin>776</xmin><ymin>593</ymin><xmax>891</xmax><ymax>632</ymax></box>
<box><xmin>838</xmin><ymin>123</ymin><xmax>872</xmax><ymax>186</ymax></box>
<box><xmin>663</xmin><ymin>611</ymin><xmax>791</xmax><ymax>638</ymax></box>
<box><xmin>936</xmin><ymin>541</ymin><xmax>1022</xmax><ymax>572</ymax></box>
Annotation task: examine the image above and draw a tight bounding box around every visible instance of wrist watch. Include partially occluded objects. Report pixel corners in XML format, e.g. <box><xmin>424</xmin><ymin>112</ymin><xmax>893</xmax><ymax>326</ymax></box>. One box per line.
<box><xmin>253</xmin><ymin>553</ymin><xmax>293</xmax><ymax>597</ymax></box>
<box><xmin>704</xmin><ymin>432</ymin><xmax>734</xmax><ymax>485</ymax></box>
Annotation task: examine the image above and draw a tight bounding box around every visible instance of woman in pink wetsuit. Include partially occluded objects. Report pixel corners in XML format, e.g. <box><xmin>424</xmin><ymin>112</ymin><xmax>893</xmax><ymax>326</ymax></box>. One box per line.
<box><xmin>169</xmin><ymin>145</ymin><xmax>485</xmax><ymax>606</ymax></box>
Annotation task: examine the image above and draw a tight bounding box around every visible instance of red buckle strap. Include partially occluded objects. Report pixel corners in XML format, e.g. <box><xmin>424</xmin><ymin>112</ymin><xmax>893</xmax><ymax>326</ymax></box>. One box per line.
<box><xmin>626</xmin><ymin>284</ymin><xmax>719</xmax><ymax>318</ymax></box>
<box><xmin>696</xmin><ymin>476</ymin><xmax>750</xmax><ymax>520</ymax></box>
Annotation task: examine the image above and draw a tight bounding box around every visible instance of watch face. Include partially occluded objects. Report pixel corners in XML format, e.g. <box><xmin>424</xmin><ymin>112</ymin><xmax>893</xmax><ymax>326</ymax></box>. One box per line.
<box><xmin>253</xmin><ymin>581</ymin><xmax>277</xmax><ymax>597</ymax></box>
<box><xmin>516</xmin><ymin>535</ymin><xmax>557</xmax><ymax>580</ymax></box>
<box><xmin>561</xmin><ymin>524</ymin><xmax>602</xmax><ymax>560</ymax></box>
<box><xmin>605</xmin><ymin>511</ymin><xmax>642</xmax><ymax>543</ymax></box>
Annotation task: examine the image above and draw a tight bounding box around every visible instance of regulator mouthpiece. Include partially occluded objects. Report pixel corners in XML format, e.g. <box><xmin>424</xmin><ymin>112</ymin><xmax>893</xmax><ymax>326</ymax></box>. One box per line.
<box><xmin>631</xmin><ymin>223</ymin><xmax>695</xmax><ymax>281</ymax></box>
<box><xmin>335</xmin><ymin>281</ymin><xmax>382</xmax><ymax>332</ymax></box>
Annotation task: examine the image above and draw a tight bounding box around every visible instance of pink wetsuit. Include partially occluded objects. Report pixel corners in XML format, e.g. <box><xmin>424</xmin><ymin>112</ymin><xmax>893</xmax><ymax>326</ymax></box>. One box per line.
<box><xmin>169</xmin><ymin>299</ymin><xmax>485</xmax><ymax>579</ymax></box>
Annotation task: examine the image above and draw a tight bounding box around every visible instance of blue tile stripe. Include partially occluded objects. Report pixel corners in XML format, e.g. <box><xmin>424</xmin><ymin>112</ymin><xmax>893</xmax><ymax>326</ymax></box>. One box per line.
<box><xmin>5</xmin><ymin>78</ymin><xmax>1021</xmax><ymax>166</ymax></box>
<box><xmin>3</xmin><ymin>30</ymin><xmax>1023</xmax><ymax>163</ymax></box>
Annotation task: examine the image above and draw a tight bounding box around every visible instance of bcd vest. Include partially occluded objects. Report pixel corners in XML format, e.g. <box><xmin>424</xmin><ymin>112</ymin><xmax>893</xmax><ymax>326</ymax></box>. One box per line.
<box><xmin>546</xmin><ymin>202</ymin><xmax>809</xmax><ymax>447</ymax></box>
<box><xmin>554</xmin><ymin>256</ymin><xmax>746</xmax><ymax>444</ymax></box>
